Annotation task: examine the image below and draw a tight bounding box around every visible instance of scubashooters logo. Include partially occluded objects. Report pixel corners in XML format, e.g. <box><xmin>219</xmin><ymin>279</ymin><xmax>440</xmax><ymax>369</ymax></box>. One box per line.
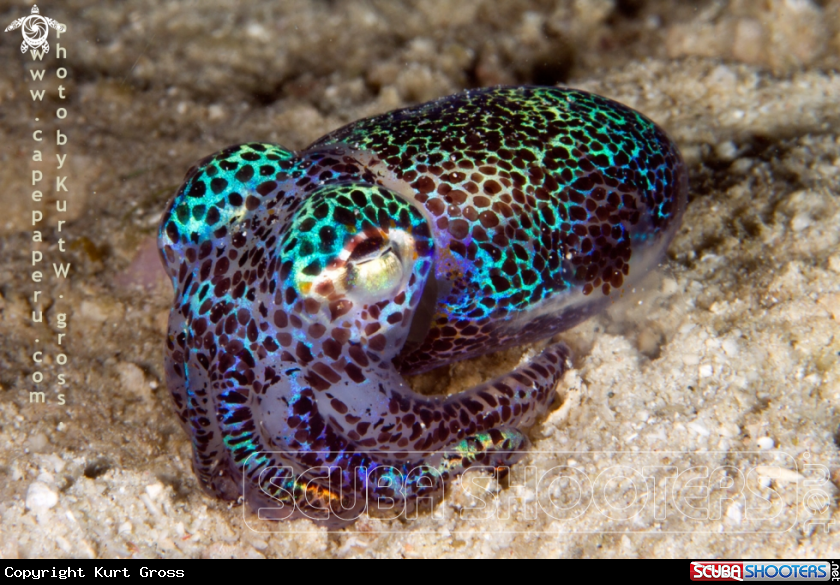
<box><xmin>691</xmin><ymin>561</ymin><xmax>834</xmax><ymax>582</ymax></box>
<box><xmin>4</xmin><ymin>5</ymin><xmax>66</xmax><ymax>53</ymax></box>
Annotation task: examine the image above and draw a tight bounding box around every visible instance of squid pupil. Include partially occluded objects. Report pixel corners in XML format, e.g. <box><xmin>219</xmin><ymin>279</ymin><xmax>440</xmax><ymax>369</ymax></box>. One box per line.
<box><xmin>357</xmin><ymin>246</ymin><xmax>392</xmax><ymax>265</ymax></box>
<box><xmin>349</xmin><ymin>236</ymin><xmax>385</xmax><ymax>261</ymax></box>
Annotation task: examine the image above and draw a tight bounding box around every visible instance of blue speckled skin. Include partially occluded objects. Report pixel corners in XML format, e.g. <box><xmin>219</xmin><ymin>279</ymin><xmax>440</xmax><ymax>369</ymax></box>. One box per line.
<box><xmin>158</xmin><ymin>86</ymin><xmax>687</xmax><ymax>526</ymax></box>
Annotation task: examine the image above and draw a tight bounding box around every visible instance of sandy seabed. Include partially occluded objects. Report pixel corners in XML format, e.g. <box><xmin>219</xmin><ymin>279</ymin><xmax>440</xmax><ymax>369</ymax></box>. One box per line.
<box><xmin>0</xmin><ymin>0</ymin><xmax>839</xmax><ymax>558</ymax></box>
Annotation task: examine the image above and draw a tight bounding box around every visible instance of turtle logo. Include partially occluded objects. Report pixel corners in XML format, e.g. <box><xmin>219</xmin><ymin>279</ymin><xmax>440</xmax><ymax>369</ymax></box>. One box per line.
<box><xmin>4</xmin><ymin>5</ymin><xmax>66</xmax><ymax>54</ymax></box>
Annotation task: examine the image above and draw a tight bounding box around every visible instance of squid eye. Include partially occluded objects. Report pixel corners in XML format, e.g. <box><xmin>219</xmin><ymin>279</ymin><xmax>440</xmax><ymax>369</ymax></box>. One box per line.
<box><xmin>346</xmin><ymin>245</ymin><xmax>403</xmax><ymax>298</ymax></box>
<box><xmin>303</xmin><ymin>228</ymin><xmax>416</xmax><ymax>305</ymax></box>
